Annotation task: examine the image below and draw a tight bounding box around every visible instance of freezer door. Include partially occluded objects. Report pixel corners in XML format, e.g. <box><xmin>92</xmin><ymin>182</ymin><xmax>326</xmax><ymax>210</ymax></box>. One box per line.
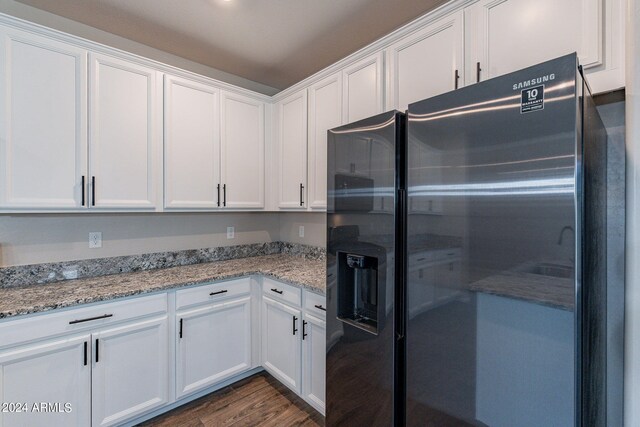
<box><xmin>326</xmin><ymin>111</ymin><xmax>400</xmax><ymax>426</ymax></box>
<box><xmin>406</xmin><ymin>54</ymin><xmax>579</xmax><ymax>427</ymax></box>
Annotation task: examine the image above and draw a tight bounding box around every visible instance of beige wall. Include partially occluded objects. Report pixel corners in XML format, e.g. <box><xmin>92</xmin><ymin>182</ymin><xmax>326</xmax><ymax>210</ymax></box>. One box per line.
<box><xmin>0</xmin><ymin>212</ymin><xmax>326</xmax><ymax>267</ymax></box>
<box><xmin>278</xmin><ymin>212</ymin><xmax>326</xmax><ymax>248</ymax></box>
<box><xmin>0</xmin><ymin>0</ymin><xmax>278</xmax><ymax>95</ymax></box>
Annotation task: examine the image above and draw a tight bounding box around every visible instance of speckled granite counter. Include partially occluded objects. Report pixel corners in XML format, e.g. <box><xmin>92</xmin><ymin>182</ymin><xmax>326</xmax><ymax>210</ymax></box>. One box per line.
<box><xmin>0</xmin><ymin>254</ymin><xmax>325</xmax><ymax>319</ymax></box>
<box><xmin>469</xmin><ymin>269</ymin><xmax>574</xmax><ymax>310</ymax></box>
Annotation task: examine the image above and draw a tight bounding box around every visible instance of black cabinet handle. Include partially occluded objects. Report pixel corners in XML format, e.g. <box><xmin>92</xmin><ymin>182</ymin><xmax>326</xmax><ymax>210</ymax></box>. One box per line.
<box><xmin>454</xmin><ymin>69</ymin><xmax>460</xmax><ymax>89</ymax></box>
<box><xmin>302</xmin><ymin>320</ymin><xmax>308</xmax><ymax>340</ymax></box>
<box><xmin>292</xmin><ymin>315</ymin><xmax>298</xmax><ymax>335</ymax></box>
<box><xmin>271</xmin><ymin>288</ymin><xmax>283</xmax><ymax>295</ymax></box>
<box><xmin>314</xmin><ymin>304</ymin><xmax>326</xmax><ymax>312</ymax></box>
<box><xmin>81</xmin><ymin>175</ymin><xmax>85</xmax><ymax>206</ymax></box>
<box><xmin>179</xmin><ymin>318</ymin><xmax>183</xmax><ymax>339</ymax></box>
<box><xmin>217</xmin><ymin>184</ymin><xmax>221</xmax><ymax>207</ymax></box>
<box><xmin>300</xmin><ymin>183</ymin><xmax>304</xmax><ymax>206</ymax></box>
<box><xmin>95</xmin><ymin>338</ymin><xmax>99</xmax><ymax>363</ymax></box>
<box><xmin>210</xmin><ymin>290</ymin><xmax>228</xmax><ymax>296</ymax></box>
<box><xmin>69</xmin><ymin>313</ymin><xmax>113</xmax><ymax>325</ymax></box>
<box><xmin>476</xmin><ymin>62</ymin><xmax>482</xmax><ymax>83</ymax></box>
<box><xmin>83</xmin><ymin>341</ymin><xmax>88</xmax><ymax>366</ymax></box>
<box><xmin>91</xmin><ymin>176</ymin><xmax>96</xmax><ymax>206</ymax></box>
<box><xmin>223</xmin><ymin>184</ymin><xmax>226</xmax><ymax>207</ymax></box>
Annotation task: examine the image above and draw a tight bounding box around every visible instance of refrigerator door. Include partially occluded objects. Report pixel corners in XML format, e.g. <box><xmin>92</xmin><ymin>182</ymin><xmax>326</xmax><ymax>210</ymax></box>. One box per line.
<box><xmin>406</xmin><ymin>54</ymin><xmax>579</xmax><ymax>426</ymax></box>
<box><xmin>326</xmin><ymin>111</ymin><xmax>402</xmax><ymax>426</ymax></box>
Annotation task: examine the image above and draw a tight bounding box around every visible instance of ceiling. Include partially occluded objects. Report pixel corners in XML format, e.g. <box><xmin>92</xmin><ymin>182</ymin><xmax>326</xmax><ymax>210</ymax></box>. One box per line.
<box><xmin>14</xmin><ymin>0</ymin><xmax>447</xmax><ymax>92</ymax></box>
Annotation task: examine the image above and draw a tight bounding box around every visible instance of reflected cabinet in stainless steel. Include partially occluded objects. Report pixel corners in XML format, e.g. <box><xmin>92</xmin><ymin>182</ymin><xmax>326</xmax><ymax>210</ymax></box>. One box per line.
<box><xmin>326</xmin><ymin>54</ymin><xmax>609</xmax><ymax>427</ymax></box>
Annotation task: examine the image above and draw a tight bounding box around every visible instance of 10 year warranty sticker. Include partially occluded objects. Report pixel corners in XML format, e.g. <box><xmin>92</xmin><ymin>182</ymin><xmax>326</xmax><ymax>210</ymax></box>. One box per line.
<box><xmin>521</xmin><ymin>85</ymin><xmax>544</xmax><ymax>113</ymax></box>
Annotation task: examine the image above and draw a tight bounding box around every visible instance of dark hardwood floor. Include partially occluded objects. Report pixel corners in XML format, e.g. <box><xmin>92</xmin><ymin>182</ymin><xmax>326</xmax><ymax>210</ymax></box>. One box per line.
<box><xmin>137</xmin><ymin>372</ymin><xmax>325</xmax><ymax>427</ymax></box>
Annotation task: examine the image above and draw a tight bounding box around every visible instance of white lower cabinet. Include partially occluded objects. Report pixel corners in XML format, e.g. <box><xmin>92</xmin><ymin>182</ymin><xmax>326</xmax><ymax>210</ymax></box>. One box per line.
<box><xmin>0</xmin><ymin>334</ymin><xmax>92</xmax><ymax>427</ymax></box>
<box><xmin>261</xmin><ymin>286</ymin><xmax>327</xmax><ymax>413</ymax></box>
<box><xmin>176</xmin><ymin>296</ymin><xmax>252</xmax><ymax>398</ymax></box>
<box><xmin>302</xmin><ymin>313</ymin><xmax>326</xmax><ymax>415</ymax></box>
<box><xmin>91</xmin><ymin>316</ymin><xmax>169</xmax><ymax>427</ymax></box>
<box><xmin>261</xmin><ymin>296</ymin><xmax>302</xmax><ymax>393</ymax></box>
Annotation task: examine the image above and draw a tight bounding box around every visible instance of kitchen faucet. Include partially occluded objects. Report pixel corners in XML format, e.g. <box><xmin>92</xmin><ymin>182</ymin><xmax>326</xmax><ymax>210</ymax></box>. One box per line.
<box><xmin>558</xmin><ymin>225</ymin><xmax>575</xmax><ymax>245</ymax></box>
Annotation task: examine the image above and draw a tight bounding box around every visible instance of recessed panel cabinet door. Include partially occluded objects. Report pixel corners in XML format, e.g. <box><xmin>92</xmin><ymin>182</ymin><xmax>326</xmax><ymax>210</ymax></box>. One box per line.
<box><xmin>261</xmin><ymin>296</ymin><xmax>301</xmax><ymax>393</ymax></box>
<box><xmin>0</xmin><ymin>28</ymin><xmax>87</xmax><ymax>209</ymax></box>
<box><xmin>387</xmin><ymin>11</ymin><xmax>464</xmax><ymax>111</ymax></box>
<box><xmin>220</xmin><ymin>91</ymin><xmax>265</xmax><ymax>209</ymax></box>
<box><xmin>307</xmin><ymin>73</ymin><xmax>342</xmax><ymax>210</ymax></box>
<box><xmin>277</xmin><ymin>90</ymin><xmax>307</xmax><ymax>209</ymax></box>
<box><xmin>176</xmin><ymin>297</ymin><xmax>252</xmax><ymax>399</ymax></box>
<box><xmin>0</xmin><ymin>334</ymin><xmax>91</xmax><ymax>427</ymax></box>
<box><xmin>90</xmin><ymin>54</ymin><xmax>160</xmax><ymax>209</ymax></box>
<box><xmin>92</xmin><ymin>317</ymin><xmax>169</xmax><ymax>427</ymax></box>
<box><xmin>342</xmin><ymin>52</ymin><xmax>384</xmax><ymax>124</ymax></box>
<box><xmin>164</xmin><ymin>75</ymin><xmax>220</xmax><ymax>209</ymax></box>
<box><xmin>468</xmin><ymin>0</ymin><xmax>602</xmax><ymax>82</ymax></box>
<box><xmin>302</xmin><ymin>313</ymin><xmax>326</xmax><ymax>415</ymax></box>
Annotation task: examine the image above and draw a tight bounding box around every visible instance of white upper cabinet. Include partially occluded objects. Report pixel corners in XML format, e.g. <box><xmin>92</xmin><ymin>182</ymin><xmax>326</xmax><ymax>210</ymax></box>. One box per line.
<box><xmin>467</xmin><ymin>0</ymin><xmax>604</xmax><ymax>84</ymax></box>
<box><xmin>387</xmin><ymin>11</ymin><xmax>464</xmax><ymax>111</ymax></box>
<box><xmin>307</xmin><ymin>73</ymin><xmax>342</xmax><ymax>210</ymax></box>
<box><xmin>89</xmin><ymin>53</ymin><xmax>161</xmax><ymax>209</ymax></box>
<box><xmin>342</xmin><ymin>52</ymin><xmax>385</xmax><ymax>124</ymax></box>
<box><xmin>220</xmin><ymin>91</ymin><xmax>265</xmax><ymax>209</ymax></box>
<box><xmin>0</xmin><ymin>27</ymin><xmax>87</xmax><ymax>210</ymax></box>
<box><xmin>276</xmin><ymin>89</ymin><xmax>308</xmax><ymax>209</ymax></box>
<box><xmin>164</xmin><ymin>75</ymin><xmax>220</xmax><ymax>209</ymax></box>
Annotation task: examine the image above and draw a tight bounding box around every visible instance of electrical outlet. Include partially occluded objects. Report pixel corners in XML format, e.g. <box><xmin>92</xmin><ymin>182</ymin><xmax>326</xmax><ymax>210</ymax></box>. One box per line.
<box><xmin>62</xmin><ymin>268</ymin><xmax>78</xmax><ymax>280</ymax></box>
<box><xmin>89</xmin><ymin>232</ymin><xmax>102</xmax><ymax>248</ymax></box>
<box><xmin>227</xmin><ymin>227</ymin><xmax>235</xmax><ymax>239</ymax></box>
<box><xmin>299</xmin><ymin>225</ymin><xmax>305</xmax><ymax>238</ymax></box>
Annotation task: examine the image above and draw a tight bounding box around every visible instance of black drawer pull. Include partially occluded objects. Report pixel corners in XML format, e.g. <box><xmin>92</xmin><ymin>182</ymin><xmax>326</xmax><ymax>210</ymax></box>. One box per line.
<box><xmin>69</xmin><ymin>314</ymin><xmax>113</xmax><ymax>325</ymax></box>
<box><xmin>271</xmin><ymin>288</ymin><xmax>283</xmax><ymax>295</ymax></box>
<box><xmin>293</xmin><ymin>315</ymin><xmax>298</xmax><ymax>335</ymax></box>
<box><xmin>210</xmin><ymin>290</ymin><xmax>228</xmax><ymax>296</ymax></box>
<box><xmin>302</xmin><ymin>320</ymin><xmax>308</xmax><ymax>340</ymax></box>
<box><xmin>314</xmin><ymin>304</ymin><xmax>326</xmax><ymax>311</ymax></box>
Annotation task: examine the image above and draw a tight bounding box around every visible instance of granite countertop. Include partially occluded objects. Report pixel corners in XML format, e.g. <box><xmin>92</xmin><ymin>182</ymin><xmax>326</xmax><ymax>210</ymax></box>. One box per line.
<box><xmin>0</xmin><ymin>254</ymin><xmax>325</xmax><ymax>319</ymax></box>
<box><xmin>469</xmin><ymin>264</ymin><xmax>574</xmax><ymax>310</ymax></box>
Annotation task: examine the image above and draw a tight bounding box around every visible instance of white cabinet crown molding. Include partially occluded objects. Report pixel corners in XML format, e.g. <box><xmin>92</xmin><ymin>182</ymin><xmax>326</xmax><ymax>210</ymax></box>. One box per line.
<box><xmin>0</xmin><ymin>13</ymin><xmax>272</xmax><ymax>103</ymax></box>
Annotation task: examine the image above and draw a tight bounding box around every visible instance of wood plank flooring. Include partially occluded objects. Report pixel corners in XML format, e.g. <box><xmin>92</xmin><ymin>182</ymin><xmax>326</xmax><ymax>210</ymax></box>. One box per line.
<box><xmin>137</xmin><ymin>373</ymin><xmax>324</xmax><ymax>427</ymax></box>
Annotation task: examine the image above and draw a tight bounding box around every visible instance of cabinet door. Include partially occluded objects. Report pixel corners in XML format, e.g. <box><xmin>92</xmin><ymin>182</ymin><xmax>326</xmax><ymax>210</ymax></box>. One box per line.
<box><xmin>468</xmin><ymin>0</ymin><xmax>602</xmax><ymax>82</ymax></box>
<box><xmin>0</xmin><ymin>28</ymin><xmax>87</xmax><ymax>209</ymax></box>
<box><xmin>342</xmin><ymin>52</ymin><xmax>384</xmax><ymax>124</ymax></box>
<box><xmin>176</xmin><ymin>297</ymin><xmax>251</xmax><ymax>399</ymax></box>
<box><xmin>277</xmin><ymin>90</ymin><xmax>307</xmax><ymax>209</ymax></box>
<box><xmin>164</xmin><ymin>75</ymin><xmax>220</xmax><ymax>209</ymax></box>
<box><xmin>261</xmin><ymin>296</ymin><xmax>301</xmax><ymax>393</ymax></box>
<box><xmin>387</xmin><ymin>11</ymin><xmax>464</xmax><ymax>111</ymax></box>
<box><xmin>302</xmin><ymin>313</ymin><xmax>326</xmax><ymax>415</ymax></box>
<box><xmin>89</xmin><ymin>54</ymin><xmax>160</xmax><ymax>209</ymax></box>
<box><xmin>92</xmin><ymin>316</ymin><xmax>168</xmax><ymax>427</ymax></box>
<box><xmin>307</xmin><ymin>73</ymin><xmax>342</xmax><ymax>210</ymax></box>
<box><xmin>220</xmin><ymin>91</ymin><xmax>265</xmax><ymax>208</ymax></box>
<box><xmin>0</xmin><ymin>334</ymin><xmax>91</xmax><ymax>427</ymax></box>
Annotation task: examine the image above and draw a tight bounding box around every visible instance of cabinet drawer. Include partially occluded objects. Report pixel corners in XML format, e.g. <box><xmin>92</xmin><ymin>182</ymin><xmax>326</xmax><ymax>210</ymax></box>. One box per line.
<box><xmin>0</xmin><ymin>293</ymin><xmax>167</xmax><ymax>350</ymax></box>
<box><xmin>303</xmin><ymin>291</ymin><xmax>327</xmax><ymax>318</ymax></box>
<box><xmin>176</xmin><ymin>277</ymin><xmax>251</xmax><ymax>311</ymax></box>
<box><xmin>262</xmin><ymin>278</ymin><xmax>301</xmax><ymax>307</ymax></box>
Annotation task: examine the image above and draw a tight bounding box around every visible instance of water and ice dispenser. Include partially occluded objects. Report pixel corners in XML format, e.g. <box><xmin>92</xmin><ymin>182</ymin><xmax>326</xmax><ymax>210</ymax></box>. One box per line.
<box><xmin>337</xmin><ymin>251</ymin><xmax>385</xmax><ymax>334</ymax></box>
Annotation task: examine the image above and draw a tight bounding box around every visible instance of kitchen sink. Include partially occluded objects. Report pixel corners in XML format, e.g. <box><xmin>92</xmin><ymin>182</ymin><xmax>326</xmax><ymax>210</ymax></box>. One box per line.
<box><xmin>519</xmin><ymin>262</ymin><xmax>574</xmax><ymax>279</ymax></box>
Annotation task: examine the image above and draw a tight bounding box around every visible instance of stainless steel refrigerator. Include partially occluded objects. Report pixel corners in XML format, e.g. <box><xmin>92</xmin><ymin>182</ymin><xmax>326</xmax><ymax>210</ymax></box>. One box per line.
<box><xmin>326</xmin><ymin>53</ymin><xmax>608</xmax><ymax>427</ymax></box>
